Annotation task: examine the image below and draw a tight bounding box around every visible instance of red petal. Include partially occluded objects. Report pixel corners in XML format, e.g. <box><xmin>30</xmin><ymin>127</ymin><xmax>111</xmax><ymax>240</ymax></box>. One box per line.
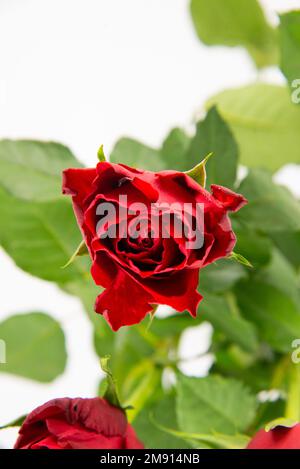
<box><xmin>142</xmin><ymin>268</ymin><xmax>202</xmax><ymax>317</ymax></box>
<box><xmin>62</xmin><ymin>168</ymin><xmax>97</xmax><ymax>225</ymax></box>
<box><xmin>211</xmin><ymin>185</ymin><xmax>247</xmax><ymax>212</ymax></box>
<box><xmin>248</xmin><ymin>425</ymin><xmax>300</xmax><ymax>449</ymax></box>
<box><xmin>94</xmin><ymin>270</ymin><xmax>154</xmax><ymax>331</ymax></box>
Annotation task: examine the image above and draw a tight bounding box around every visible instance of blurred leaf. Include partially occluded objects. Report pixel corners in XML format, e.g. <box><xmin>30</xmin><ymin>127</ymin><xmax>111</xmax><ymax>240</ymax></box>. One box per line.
<box><xmin>94</xmin><ymin>324</ymin><xmax>155</xmax><ymax>401</ymax></box>
<box><xmin>161</xmin><ymin>128</ymin><xmax>192</xmax><ymax>171</ymax></box>
<box><xmin>0</xmin><ymin>415</ymin><xmax>26</xmax><ymax>430</ymax></box>
<box><xmin>176</xmin><ymin>374</ymin><xmax>257</xmax><ymax>435</ymax></box>
<box><xmin>190</xmin><ymin>0</ymin><xmax>277</xmax><ymax>68</ymax></box>
<box><xmin>235</xmin><ymin>169</ymin><xmax>300</xmax><ymax>231</ymax></box>
<box><xmin>279</xmin><ymin>11</ymin><xmax>300</xmax><ymax>92</ymax></box>
<box><xmin>212</xmin><ymin>346</ymin><xmax>275</xmax><ymax>393</ymax></box>
<box><xmin>255</xmin><ymin>249</ymin><xmax>300</xmax><ymax>307</ymax></box>
<box><xmin>251</xmin><ymin>399</ymin><xmax>286</xmax><ymax>432</ymax></box>
<box><xmin>235</xmin><ymin>279</ymin><xmax>300</xmax><ymax>353</ymax></box>
<box><xmin>201</xmin><ymin>293</ymin><xmax>259</xmax><ymax>353</ymax></box>
<box><xmin>233</xmin><ymin>226</ymin><xmax>272</xmax><ymax>268</ymax></box>
<box><xmin>271</xmin><ymin>231</ymin><xmax>300</xmax><ymax>270</ymax></box>
<box><xmin>200</xmin><ymin>258</ymin><xmax>247</xmax><ymax>293</ymax></box>
<box><xmin>0</xmin><ymin>140</ymin><xmax>82</xmax><ymax>201</ymax></box>
<box><xmin>207</xmin><ymin>84</ymin><xmax>300</xmax><ymax>170</ymax></box>
<box><xmin>0</xmin><ymin>187</ymin><xmax>90</xmax><ymax>283</ymax></box>
<box><xmin>125</xmin><ymin>364</ymin><xmax>161</xmax><ymax>422</ymax></box>
<box><xmin>229</xmin><ymin>252</ymin><xmax>253</xmax><ymax>268</ymax></box>
<box><xmin>188</xmin><ymin>107</ymin><xmax>238</xmax><ymax>188</ymax></box>
<box><xmin>134</xmin><ymin>394</ymin><xmax>192</xmax><ymax>449</ymax></box>
<box><xmin>153</xmin><ymin>423</ymin><xmax>250</xmax><ymax>449</ymax></box>
<box><xmin>110</xmin><ymin>138</ymin><xmax>165</xmax><ymax>171</ymax></box>
<box><xmin>0</xmin><ymin>312</ymin><xmax>66</xmax><ymax>382</ymax></box>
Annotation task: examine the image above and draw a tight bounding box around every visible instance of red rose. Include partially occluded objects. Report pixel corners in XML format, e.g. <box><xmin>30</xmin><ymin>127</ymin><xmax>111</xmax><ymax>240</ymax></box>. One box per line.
<box><xmin>247</xmin><ymin>424</ymin><xmax>300</xmax><ymax>449</ymax></box>
<box><xmin>14</xmin><ymin>397</ymin><xmax>143</xmax><ymax>449</ymax></box>
<box><xmin>62</xmin><ymin>162</ymin><xmax>246</xmax><ymax>331</ymax></box>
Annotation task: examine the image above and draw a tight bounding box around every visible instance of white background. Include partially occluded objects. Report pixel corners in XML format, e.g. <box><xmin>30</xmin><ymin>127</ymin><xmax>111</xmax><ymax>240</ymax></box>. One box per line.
<box><xmin>0</xmin><ymin>0</ymin><xmax>300</xmax><ymax>448</ymax></box>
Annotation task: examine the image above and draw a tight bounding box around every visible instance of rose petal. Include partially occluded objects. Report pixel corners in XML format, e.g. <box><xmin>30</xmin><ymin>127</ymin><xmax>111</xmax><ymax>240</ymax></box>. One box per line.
<box><xmin>211</xmin><ymin>184</ymin><xmax>247</xmax><ymax>212</ymax></box>
<box><xmin>142</xmin><ymin>268</ymin><xmax>202</xmax><ymax>317</ymax></box>
<box><xmin>94</xmin><ymin>270</ymin><xmax>154</xmax><ymax>331</ymax></box>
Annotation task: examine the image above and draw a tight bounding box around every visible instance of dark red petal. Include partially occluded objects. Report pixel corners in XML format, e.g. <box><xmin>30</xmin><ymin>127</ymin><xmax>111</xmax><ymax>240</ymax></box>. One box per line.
<box><xmin>91</xmin><ymin>252</ymin><xmax>118</xmax><ymax>287</ymax></box>
<box><xmin>66</xmin><ymin>398</ymin><xmax>127</xmax><ymax>436</ymax></box>
<box><xmin>94</xmin><ymin>270</ymin><xmax>154</xmax><ymax>331</ymax></box>
<box><xmin>64</xmin><ymin>433</ymin><xmax>124</xmax><ymax>449</ymax></box>
<box><xmin>31</xmin><ymin>435</ymin><xmax>61</xmax><ymax>449</ymax></box>
<box><xmin>142</xmin><ymin>268</ymin><xmax>202</xmax><ymax>317</ymax></box>
<box><xmin>211</xmin><ymin>185</ymin><xmax>247</xmax><ymax>212</ymax></box>
<box><xmin>247</xmin><ymin>425</ymin><xmax>300</xmax><ymax>449</ymax></box>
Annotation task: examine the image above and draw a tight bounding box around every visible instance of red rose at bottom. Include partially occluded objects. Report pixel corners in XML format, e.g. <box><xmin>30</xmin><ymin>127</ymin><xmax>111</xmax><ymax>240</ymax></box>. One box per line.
<box><xmin>247</xmin><ymin>423</ymin><xmax>300</xmax><ymax>449</ymax></box>
<box><xmin>14</xmin><ymin>397</ymin><xmax>144</xmax><ymax>449</ymax></box>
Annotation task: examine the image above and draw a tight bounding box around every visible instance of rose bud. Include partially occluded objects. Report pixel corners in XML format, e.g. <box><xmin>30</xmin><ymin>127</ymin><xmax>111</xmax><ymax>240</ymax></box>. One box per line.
<box><xmin>62</xmin><ymin>162</ymin><xmax>247</xmax><ymax>331</ymax></box>
<box><xmin>14</xmin><ymin>397</ymin><xmax>143</xmax><ymax>449</ymax></box>
<box><xmin>247</xmin><ymin>423</ymin><xmax>300</xmax><ymax>449</ymax></box>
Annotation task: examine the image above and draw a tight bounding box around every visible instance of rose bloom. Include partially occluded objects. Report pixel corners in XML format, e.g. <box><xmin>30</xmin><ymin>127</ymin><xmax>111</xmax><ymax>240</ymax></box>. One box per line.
<box><xmin>14</xmin><ymin>397</ymin><xmax>143</xmax><ymax>449</ymax></box>
<box><xmin>63</xmin><ymin>162</ymin><xmax>246</xmax><ymax>331</ymax></box>
<box><xmin>247</xmin><ymin>424</ymin><xmax>300</xmax><ymax>449</ymax></box>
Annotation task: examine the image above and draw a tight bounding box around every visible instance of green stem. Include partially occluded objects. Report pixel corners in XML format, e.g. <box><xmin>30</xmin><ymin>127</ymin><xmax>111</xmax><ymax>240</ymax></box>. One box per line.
<box><xmin>285</xmin><ymin>364</ymin><xmax>300</xmax><ymax>421</ymax></box>
<box><xmin>124</xmin><ymin>364</ymin><xmax>161</xmax><ymax>423</ymax></box>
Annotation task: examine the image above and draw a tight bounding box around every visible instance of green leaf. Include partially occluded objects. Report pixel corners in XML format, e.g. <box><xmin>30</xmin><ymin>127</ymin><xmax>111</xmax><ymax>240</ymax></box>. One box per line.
<box><xmin>0</xmin><ymin>140</ymin><xmax>82</xmax><ymax>201</ymax></box>
<box><xmin>0</xmin><ymin>187</ymin><xmax>90</xmax><ymax>283</ymax></box>
<box><xmin>279</xmin><ymin>11</ymin><xmax>300</xmax><ymax>93</ymax></box>
<box><xmin>124</xmin><ymin>364</ymin><xmax>161</xmax><ymax>423</ymax></box>
<box><xmin>235</xmin><ymin>279</ymin><xmax>300</xmax><ymax>353</ymax></box>
<box><xmin>229</xmin><ymin>251</ymin><xmax>253</xmax><ymax>268</ymax></box>
<box><xmin>95</xmin><ymin>326</ymin><xmax>154</xmax><ymax>401</ymax></box>
<box><xmin>100</xmin><ymin>355</ymin><xmax>122</xmax><ymax>409</ymax></box>
<box><xmin>110</xmin><ymin>138</ymin><xmax>165</xmax><ymax>171</ymax></box>
<box><xmin>62</xmin><ymin>239</ymin><xmax>88</xmax><ymax>269</ymax></box>
<box><xmin>185</xmin><ymin>152</ymin><xmax>212</xmax><ymax>187</ymax></box>
<box><xmin>255</xmin><ymin>249</ymin><xmax>300</xmax><ymax>307</ymax></box>
<box><xmin>97</xmin><ymin>144</ymin><xmax>107</xmax><ymax>162</ymax></box>
<box><xmin>176</xmin><ymin>374</ymin><xmax>257</xmax><ymax>435</ymax></box>
<box><xmin>265</xmin><ymin>418</ymin><xmax>298</xmax><ymax>432</ymax></box>
<box><xmin>271</xmin><ymin>231</ymin><xmax>300</xmax><ymax>270</ymax></box>
<box><xmin>134</xmin><ymin>394</ymin><xmax>192</xmax><ymax>449</ymax></box>
<box><xmin>0</xmin><ymin>415</ymin><xmax>26</xmax><ymax>430</ymax></box>
<box><xmin>207</xmin><ymin>84</ymin><xmax>300</xmax><ymax>170</ymax></box>
<box><xmin>188</xmin><ymin>107</ymin><xmax>238</xmax><ymax>188</ymax></box>
<box><xmin>190</xmin><ymin>0</ymin><xmax>277</xmax><ymax>68</ymax></box>
<box><xmin>152</xmin><ymin>420</ymin><xmax>250</xmax><ymax>449</ymax></box>
<box><xmin>233</xmin><ymin>226</ymin><xmax>272</xmax><ymax>268</ymax></box>
<box><xmin>201</xmin><ymin>293</ymin><xmax>259</xmax><ymax>353</ymax></box>
<box><xmin>212</xmin><ymin>345</ymin><xmax>276</xmax><ymax>394</ymax></box>
<box><xmin>161</xmin><ymin>128</ymin><xmax>192</xmax><ymax>171</ymax></box>
<box><xmin>235</xmin><ymin>169</ymin><xmax>300</xmax><ymax>232</ymax></box>
<box><xmin>200</xmin><ymin>258</ymin><xmax>247</xmax><ymax>293</ymax></box>
<box><xmin>0</xmin><ymin>312</ymin><xmax>67</xmax><ymax>382</ymax></box>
